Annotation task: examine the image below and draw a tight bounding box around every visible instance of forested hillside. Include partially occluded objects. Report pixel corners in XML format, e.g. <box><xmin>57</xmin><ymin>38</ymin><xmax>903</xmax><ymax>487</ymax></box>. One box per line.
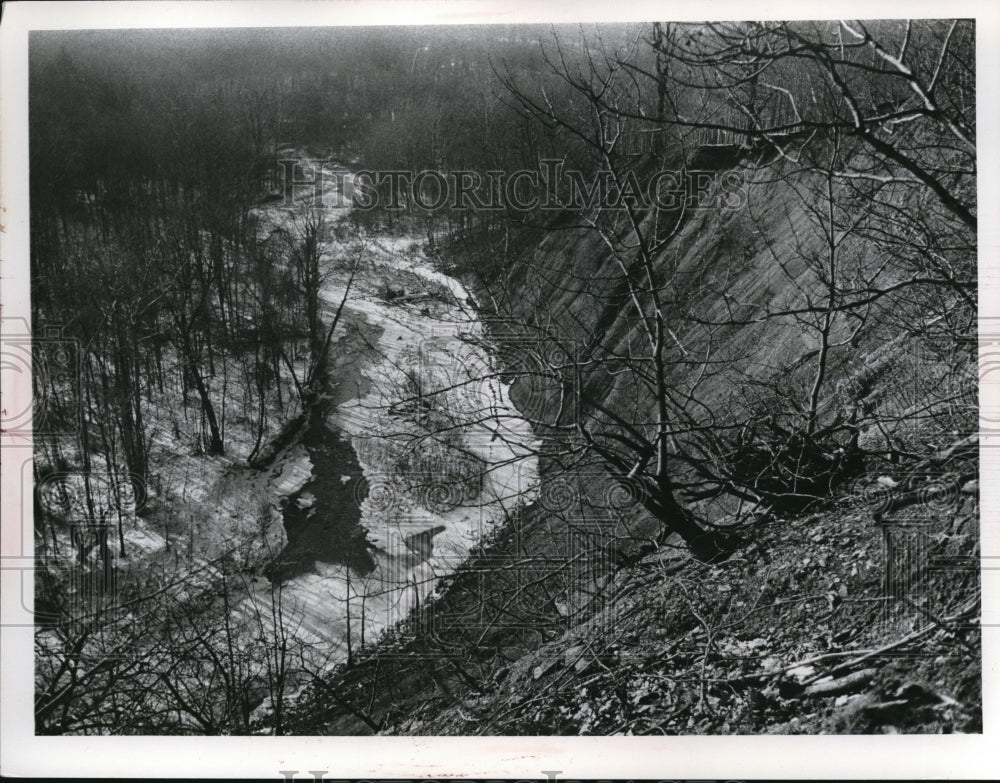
<box><xmin>29</xmin><ymin>20</ymin><xmax>978</xmax><ymax>736</ymax></box>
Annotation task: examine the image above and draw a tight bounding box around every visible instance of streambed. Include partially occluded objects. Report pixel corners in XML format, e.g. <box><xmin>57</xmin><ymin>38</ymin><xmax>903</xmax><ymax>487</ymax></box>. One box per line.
<box><xmin>241</xmin><ymin>180</ymin><xmax>540</xmax><ymax>673</ymax></box>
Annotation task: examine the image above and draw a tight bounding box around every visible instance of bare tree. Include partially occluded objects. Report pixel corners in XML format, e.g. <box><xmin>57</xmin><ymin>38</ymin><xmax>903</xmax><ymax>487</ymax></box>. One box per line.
<box><xmin>492</xmin><ymin>31</ymin><xmax>745</xmax><ymax>560</ymax></box>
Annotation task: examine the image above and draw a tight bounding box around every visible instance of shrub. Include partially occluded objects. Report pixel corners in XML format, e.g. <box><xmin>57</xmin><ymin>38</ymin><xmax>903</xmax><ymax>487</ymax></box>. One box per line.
<box><xmin>720</xmin><ymin>417</ymin><xmax>864</xmax><ymax>513</ymax></box>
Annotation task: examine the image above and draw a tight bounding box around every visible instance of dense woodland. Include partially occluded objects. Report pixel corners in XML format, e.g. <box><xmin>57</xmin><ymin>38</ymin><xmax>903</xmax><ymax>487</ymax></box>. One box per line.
<box><xmin>31</xmin><ymin>25</ymin><xmax>560</xmax><ymax>479</ymax></box>
<box><xmin>30</xmin><ymin>21</ymin><xmax>978</xmax><ymax>735</ymax></box>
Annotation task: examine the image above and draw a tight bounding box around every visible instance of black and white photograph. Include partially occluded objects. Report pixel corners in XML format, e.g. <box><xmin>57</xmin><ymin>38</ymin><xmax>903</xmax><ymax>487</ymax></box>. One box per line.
<box><xmin>0</xmin><ymin>0</ymin><xmax>996</xmax><ymax>777</ymax></box>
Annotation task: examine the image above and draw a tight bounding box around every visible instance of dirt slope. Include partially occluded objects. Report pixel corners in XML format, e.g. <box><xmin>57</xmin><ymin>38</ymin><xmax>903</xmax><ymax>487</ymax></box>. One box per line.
<box><xmin>289</xmin><ymin>145</ymin><xmax>980</xmax><ymax>736</ymax></box>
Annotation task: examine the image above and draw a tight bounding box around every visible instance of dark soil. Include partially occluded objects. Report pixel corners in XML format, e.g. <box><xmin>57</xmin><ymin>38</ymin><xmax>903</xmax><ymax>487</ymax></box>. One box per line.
<box><xmin>266</xmin><ymin>310</ymin><xmax>383</xmax><ymax>582</ymax></box>
<box><xmin>268</xmin><ymin>420</ymin><xmax>375</xmax><ymax>581</ymax></box>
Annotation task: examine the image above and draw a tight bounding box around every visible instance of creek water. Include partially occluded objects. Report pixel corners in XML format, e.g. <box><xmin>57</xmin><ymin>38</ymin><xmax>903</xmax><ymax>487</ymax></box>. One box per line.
<box><xmin>242</xmin><ymin>184</ymin><xmax>540</xmax><ymax>673</ymax></box>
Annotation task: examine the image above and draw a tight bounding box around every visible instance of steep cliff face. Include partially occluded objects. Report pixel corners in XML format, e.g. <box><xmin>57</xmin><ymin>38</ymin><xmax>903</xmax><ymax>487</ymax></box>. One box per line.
<box><xmin>289</xmin><ymin>140</ymin><xmax>978</xmax><ymax>736</ymax></box>
<box><xmin>466</xmin><ymin>142</ymin><xmax>974</xmax><ymax>526</ymax></box>
<box><xmin>319</xmin><ymin>142</ymin><xmax>979</xmax><ymax>736</ymax></box>
<box><xmin>488</xmin><ymin>147</ymin><xmax>964</xmax><ymax>442</ymax></box>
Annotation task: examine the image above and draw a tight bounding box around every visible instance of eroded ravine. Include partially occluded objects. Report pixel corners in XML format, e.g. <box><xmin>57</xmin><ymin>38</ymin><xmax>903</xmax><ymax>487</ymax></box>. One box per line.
<box><xmin>239</xmin><ymin>174</ymin><xmax>540</xmax><ymax>678</ymax></box>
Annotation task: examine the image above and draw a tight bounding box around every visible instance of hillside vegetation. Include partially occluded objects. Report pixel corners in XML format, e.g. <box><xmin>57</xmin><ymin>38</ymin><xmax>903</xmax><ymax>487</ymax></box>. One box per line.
<box><xmin>291</xmin><ymin>20</ymin><xmax>979</xmax><ymax>735</ymax></box>
<box><xmin>29</xmin><ymin>20</ymin><xmax>977</xmax><ymax>736</ymax></box>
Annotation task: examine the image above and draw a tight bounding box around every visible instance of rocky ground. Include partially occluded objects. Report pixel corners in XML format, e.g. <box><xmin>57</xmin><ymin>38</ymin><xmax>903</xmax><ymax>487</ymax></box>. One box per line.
<box><xmin>373</xmin><ymin>440</ymin><xmax>980</xmax><ymax>736</ymax></box>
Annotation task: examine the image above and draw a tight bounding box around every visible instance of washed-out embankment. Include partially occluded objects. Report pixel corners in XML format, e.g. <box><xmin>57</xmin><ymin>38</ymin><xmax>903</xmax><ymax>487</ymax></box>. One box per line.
<box><xmin>241</xmin><ymin>185</ymin><xmax>542</xmax><ymax>674</ymax></box>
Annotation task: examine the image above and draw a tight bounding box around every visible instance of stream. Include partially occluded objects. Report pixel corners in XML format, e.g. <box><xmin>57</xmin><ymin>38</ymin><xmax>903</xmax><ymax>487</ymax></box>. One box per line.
<box><xmin>241</xmin><ymin>172</ymin><xmax>540</xmax><ymax>673</ymax></box>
